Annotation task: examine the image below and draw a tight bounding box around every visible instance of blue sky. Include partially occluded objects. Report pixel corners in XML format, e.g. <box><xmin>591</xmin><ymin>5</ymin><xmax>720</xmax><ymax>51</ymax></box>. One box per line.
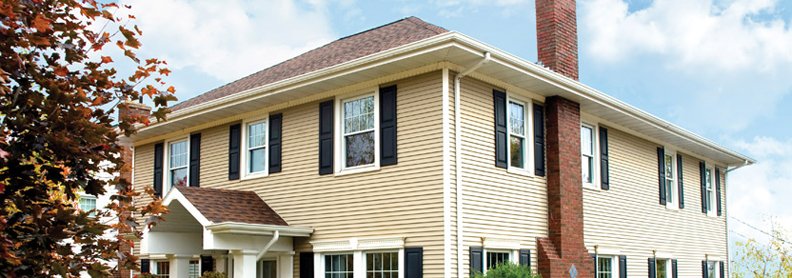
<box><xmin>120</xmin><ymin>0</ymin><xmax>792</xmax><ymax>247</ymax></box>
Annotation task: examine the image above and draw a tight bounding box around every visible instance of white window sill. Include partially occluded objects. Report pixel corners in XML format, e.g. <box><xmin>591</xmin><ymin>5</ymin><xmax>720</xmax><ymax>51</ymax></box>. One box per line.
<box><xmin>582</xmin><ymin>183</ymin><xmax>600</xmax><ymax>191</ymax></box>
<box><xmin>241</xmin><ymin>172</ymin><xmax>269</xmax><ymax>181</ymax></box>
<box><xmin>335</xmin><ymin>165</ymin><xmax>380</xmax><ymax>176</ymax></box>
<box><xmin>506</xmin><ymin>168</ymin><xmax>534</xmax><ymax>177</ymax></box>
<box><xmin>664</xmin><ymin>205</ymin><xmax>680</xmax><ymax>211</ymax></box>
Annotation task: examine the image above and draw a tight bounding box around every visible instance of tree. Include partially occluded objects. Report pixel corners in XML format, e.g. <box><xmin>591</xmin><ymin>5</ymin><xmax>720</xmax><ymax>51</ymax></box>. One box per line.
<box><xmin>732</xmin><ymin>224</ymin><xmax>792</xmax><ymax>277</ymax></box>
<box><xmin>0</xmin><ymin>0</ymin><xmax>173</xmax><ymax>276</ymax></box>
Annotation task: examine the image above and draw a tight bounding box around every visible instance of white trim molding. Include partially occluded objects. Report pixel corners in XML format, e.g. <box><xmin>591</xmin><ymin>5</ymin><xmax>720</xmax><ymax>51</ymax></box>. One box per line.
<box><xmin>311</xmin><ymin>237</ymin><xmax>405</xmax><ymax>253</ymax></box>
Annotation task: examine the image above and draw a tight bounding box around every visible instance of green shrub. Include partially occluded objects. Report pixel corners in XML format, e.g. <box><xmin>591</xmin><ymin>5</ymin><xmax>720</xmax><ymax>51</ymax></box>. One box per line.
<box><xmin>473</xmin><ymin>263</ymin><xmax>541</xmax><ymax>278</ymax></box>
<box><xmin>200</xmin><ymin>271</ymin><xmax>228</xmax><ymax>278</ymax></box>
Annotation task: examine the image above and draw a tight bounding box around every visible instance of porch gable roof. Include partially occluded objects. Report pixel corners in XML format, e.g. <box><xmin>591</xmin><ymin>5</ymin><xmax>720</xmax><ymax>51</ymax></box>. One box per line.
<box><xmin>168</xmin><ymin>186</ymin><xmax>288</xmax><ymax>226</ymax></box>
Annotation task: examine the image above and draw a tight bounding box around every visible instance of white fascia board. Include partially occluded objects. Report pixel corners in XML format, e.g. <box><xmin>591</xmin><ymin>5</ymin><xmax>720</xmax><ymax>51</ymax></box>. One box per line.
<box><xmin>161</xmin><ymin>188</ymin><xmax>211</xmax><ymax>227</ymax></box>
<box><xmin>204</xmin><ymin>222</ymin><xmax>313</xmax><ymax>237</ymax></box>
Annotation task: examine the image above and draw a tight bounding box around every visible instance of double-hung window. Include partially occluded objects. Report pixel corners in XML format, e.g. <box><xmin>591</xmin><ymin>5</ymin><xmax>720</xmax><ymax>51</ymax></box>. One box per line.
<box><xmin>340</xmin><ymin>94</ymin><xmax>377</xmax><ymax>170</ymax></box>
<box><xmin>664</xmin><ymin>149</ymin><xmax>677</xmax><ymax>208</ymax></box>
<box><xmin>508</xmin><ymin>100</ymin><xmax>529</xmax><ymax>170</ymax></box>
<box><xmin>705</xmin><ymin>166</ymin><xmax>714</xmax><ymax>215</ymax></box>
<box><xmin>597</xmin><ymin>256</ymin><xmax>615</xmax><ymax>278</ymax></box>
<box><xmin>706</xmin><ymin>261</ymin><xmax>719</xmax><ymax>278</ymax></box>
<box><xmin>366</xmin><ymin>252</ymin><xmax>399</xmax><ymax>278</ymax></box>
<box><xmin>485</xmin><ymin>250</ymin><xmax>511</xmax><ymax>271</ymax></box>
<box><xmin>154</xmin><ymin>261</ymin><xmax>170</xmax><ymax>278</ymax></box>
<box><xmin>245</xmin><ymin>119</ymin><xmax>268</xmax><ymax>176</ymax></box>
<box><xmin>581</xmin><ymin>123</ymin><xmax>596</xmax><ymax>186</ymax></box>
<box><xmin>655</xmin><ymin>258</ymin><xmax>670</xmax><ymax>278</ymax></box>
<box><xmin>188</xmin><ymin>260</ymin><xmax>200</xmax><ymax>278</ymax></box>
<box><xmin>168</xmin><ymin>139</ymin><xmax>189</xmax><ymax>188</ymax></box>
<box><xmin>325</xmin><ymin>254</ymin><xmax>354</xmax><ymax>278</ymax></box>
<box><xmin>78</xmin><ymin>195</ymin><xmax>97</xmax><ymax>217</ymax></box>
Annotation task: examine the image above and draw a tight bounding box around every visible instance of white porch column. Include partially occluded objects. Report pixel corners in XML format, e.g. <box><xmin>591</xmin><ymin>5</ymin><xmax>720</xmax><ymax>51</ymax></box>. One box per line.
<box><xmin>169</xmin><ymin>254</ymin><xmax>191</xmax><ymax>278</ymax></box>
<box><xmin>278</xmin><ymin>253</ymin><xmax>294</xmax><ymax>278</ymax></box>
<box><xmin>232</xmin><ymin>250</ymin><xmax>258</xmax><ymax>278</ymax></box>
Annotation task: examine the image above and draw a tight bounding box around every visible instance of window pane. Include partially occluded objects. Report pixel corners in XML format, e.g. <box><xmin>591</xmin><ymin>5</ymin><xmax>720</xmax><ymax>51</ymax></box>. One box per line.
<box><xmin>248</xmin><ymin>122</ymin><xmax>266</xmax><ymax>148</ymax></box>
<box><xmin>345</xmin><ymin>131</ymin><xmax>375</xmax><ymax>167</ymax></box>
<box><xmin>597</xmin><ymin>257</ymin><xmax>612</xmax><ymax>278</ymax></box>
<box><xmin>581</xmin><ymin>126</ymin><xmax>593</xmax><ymax>156</ymax></box>
<box><xmin>170</xmin><ymin>141</ymin><xmax>188</xmax><ymax>168</ymax></box>
<box><xmin>366</xmin><ymin>252</ymin><xmax>398</xmax><ymax>278</ymax></box>
<box><xmin>249</xmin><ymin>148</ymin><xmax>266</xmax><ymax>173</ymax></box>
<box><xmin>582</xmin><ymin>156</ymin><xmax>593</xmax><ymax>184</ymax></box>
<box><xmin>486</xmin><ymin>251</ymin><xmax>510</xmax><ymax>270</ymax></box>
<box><xmin>508</xmin><ymin>102</ymin><xmax>525</xmax><ymax>136</ymax></box>
<box><xmin>79</xmin><ymin>197</ymin><xmax>96</xmax><ymax>211</ymax></box>
<box><xmin>656</xmin><ymin>259</ymin><xmax>668</xmax><ymax>278</ymax></box>
<box><xmin>343</xmin><ymin>96</ymin><xmax>375</xmax><ymax>134</ymax></box>
<box><xmin>665</xmin><ymin>154</ymin><xmax>673</xmax><ymax>178</ymax></box>
<box><xmin>707</xmin><ymin>261</ymin><xmax>716</xmax><ymax>278</ymax></box>
<box><xmin>510</xmin><ymin>136</ymin><xmax>524</xmax><ymax>168</ymax></box>
<box><xmin>666</xmin><ymin>181</ymin><xmax>674</xmax><ymax>203</ymax></box>
<box><xmin>326</xmin><ymin>254</ymin><xmax>354</xmax><ymax>278</ymax></box>
<box><xmin>171</xmin><ymin>168</ymin><xmax>188</xmax><ymax>187</ymax></box>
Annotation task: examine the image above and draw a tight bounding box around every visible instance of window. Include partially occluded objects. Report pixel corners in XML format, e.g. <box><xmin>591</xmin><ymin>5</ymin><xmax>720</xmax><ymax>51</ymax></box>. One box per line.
<box><xmin>705</xmin><ymin>167</ymin><xmax>714</xmax><ymax>214</ymax></box>
<box><xmin>262</xmin><ymin>260</ymin><xmax>277</xmax><ymax>278</ymax></box>
<box><xmin>581</xmin><ymin>123</ymin><xmax>595</xmax><ymax>185</ymax></box>
<box><xmin>341</xmin><ymin>94</ymin><xmax>377</xmax><ymax>169</ymax></box>
<box><xmin>246</xmin><ymin>120</ymin><xmax>267</xmax><ymax>175</ymax></box>
<box><xmin>485</xmin><ymin>250</ymin><xmax>511</xmax><ymax>271</ymax></box>
<box><xmin>664</xmin><ymin>149</ymin><xmax>677</xmax><ymax>208</ymax></box>
<box><xmin>155</xmin><ymin>261</ymin><xmax>170</xmax><ymax>278</ymax></box>
<box><xmin>188</xmin><ymin>260</ymin><xmax>199</xmax><ymax>278</ymax></box>
<box><xmin>168</xmin><ymin>139</ymin><xmax>189</xmax><ymax>188</ymax></box>
<box><xmin>366</xmin><ymin>252</ymin><xmax>398</xmax><ymax>278</ymax></box>
<box><xmin>656</xmin><ymin>259</ymin><xmax>669</xmax><ymax>278</ymax></box>
<box><xmin>325</xmin><ymin>254</ymin><xmax>354</xmax><ymax>278</ymax></box>
<box><xmin>597</xmin><ymin>256</ymin><xmax>614</xmax><ymax>278</ymax></box>
<box><xmin>508</xmin><ymin>101</ymin><xmax>528</xmax><ymax>169</ymax></box>
<box><xmin>78</xmin><ymin>195</ymin><xmax>96</xmax><ymax>217</ymax></box>
<box><xmin>707</xmin><ymin>261</ymin><xmax>719</xmax><ymax>278</ymax></box>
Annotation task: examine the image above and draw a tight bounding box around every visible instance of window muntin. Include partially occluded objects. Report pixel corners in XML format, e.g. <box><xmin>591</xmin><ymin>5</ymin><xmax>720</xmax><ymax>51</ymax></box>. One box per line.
<box><xmin>706</xmin><ymin>167</ymin><xmax>714</xmax><ymax>214</ymax></box>
<box><xmin>597</xmin><ymin>256</ymin><xmax>613</xmax><ymax>278</ymax></box>
<box><xmin>188</xmin><ymin>260</ymin><xmax>199</xmax><ymax>278</ymax></box>
<box><xmin>656</xmin><ymin>259</ymin><xmax>669</xmax><ymax>278</ymax></box>
<box><xmin>365</xmin><ymin>252</ymin><xmax>398</xmax><ymax>278</ymax></box>
<box><xmin>581</xmin><ymin>124</ymin><xmax>595</xmax><ymax>185</ymax></box>
<box><xmin>168</xmin><ymin>139</ymin><xmax>189</xmax><ymax>188</ymax></box>
<box><xmin>342</xmin><ymin>95</ymin><xmax>376</xmax><ymax>168</ymax></box>
<box><xmin>247</xmin><ymin>120</ymin><xmax>267</xmax><ymax>174</ymax></box>
<box><xmin>508</xmin><ymin>101</ymin><xmax>527</xmax><ymax>169</ymax></box>
<box><xmin>485</xmin><ymin>251</ymin><xmax>511</xmax><ymax>271</ymax></box>
<box><xmin>78</xmin><ymin>195</ymin><xmax>97</xmax><ymax>216</ymax></box>
<box><xmin>155</xmin><ymin>261</ymin><xmax>170</xmax><ymax>278</ymax></box>
<box><xmin>325</xmin><ymin>254</ymin><xmax>354</xmax><ymax>278</ymax></box>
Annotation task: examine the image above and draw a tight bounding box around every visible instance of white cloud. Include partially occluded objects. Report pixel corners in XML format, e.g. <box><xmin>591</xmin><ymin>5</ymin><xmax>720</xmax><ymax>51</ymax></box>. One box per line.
<box><xmin>580</xmin><ymin>0</ymin><xmax>792</xmax><ymax>73</ymax></box>
<box><xmin>728</xmin><ymin>136</ymin><xmax>792</xmax><ymax>243</ymax></box>
<box><xmin>120</xmin><ymin>0</ymin><xmax>336</xmax><ymax>82</ymax></box>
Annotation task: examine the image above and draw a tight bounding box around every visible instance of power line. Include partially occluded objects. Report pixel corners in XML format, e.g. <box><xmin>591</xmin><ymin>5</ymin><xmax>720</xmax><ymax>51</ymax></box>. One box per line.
<box><xmin>730</xmin><ymin>216</ymin><xmax>791</xmax><ymax>246</ymax></box>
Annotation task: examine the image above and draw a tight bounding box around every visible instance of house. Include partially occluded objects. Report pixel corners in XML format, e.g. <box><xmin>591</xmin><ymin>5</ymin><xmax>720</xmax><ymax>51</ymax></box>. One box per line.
<box><xmin>120</xmin><ymin>0</ymin><xmax>754</xmax><ymax>277</ymax></box>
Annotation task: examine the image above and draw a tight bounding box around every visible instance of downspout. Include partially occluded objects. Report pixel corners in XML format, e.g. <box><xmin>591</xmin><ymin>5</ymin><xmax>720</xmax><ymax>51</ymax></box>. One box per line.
<box><xmin>456</xmin><ymin>52</ymin><xmax>491</xmax><ymax>278</ymax></box>
<box><xmin>256</xmin><ymin>230</ymin><xmax>279</xmax><ymax>260</ymax></box>
<box><xmin>724</xmin><ymin>159</ymin><xmax>748</xmax><ymax>275</ymax></box>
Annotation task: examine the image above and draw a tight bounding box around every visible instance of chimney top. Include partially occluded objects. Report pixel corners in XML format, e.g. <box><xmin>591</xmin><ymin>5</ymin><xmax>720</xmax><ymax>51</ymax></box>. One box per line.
<box><xmin>535</xmin><ymin>0</ymin><xmax>579</xmax><ymax>80</ymax></box>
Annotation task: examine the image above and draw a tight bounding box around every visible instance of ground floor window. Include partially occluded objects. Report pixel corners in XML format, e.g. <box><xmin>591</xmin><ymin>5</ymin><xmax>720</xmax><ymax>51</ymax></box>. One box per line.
<box><xmin>262</xmin><ymin>260</ymin><xmax>277</xmax><ymax>278</ymax></box>
<box><xmin>155</xmin><ymin>261</ymin><xmax>170</xmax><ymax>277</ymax></box>
<box><xmin>656</xmin><ymin>259</ymin><xmax>670</xmax><ymax>278</ymax></box>
<box><xmin>597</xmin><ymin>256</ymin><xmax>613</xmax><ymax>278</ymax></box>
<box><xmin>188</xmin><ymin>260</ymin><xmax>199</xmax><ymax>278</ymax></box>
<box><xmin>325</xmin><ymin>254</ymin><xmax>354</xmax><ymax>278</ymax></box>
<box><xmin>485</xmin><ymin>250</ymin><xmax>512</xmax><ymax>271</ymax></box>
<box><xmin>365</xmin><ymin>252</ymin><xmax>398</xmax><ymax>278</ymax></box>
<box><xmin>707</xmin><ymin>261</ymin><xmax>720</xmax><ymax>278</ymax></box>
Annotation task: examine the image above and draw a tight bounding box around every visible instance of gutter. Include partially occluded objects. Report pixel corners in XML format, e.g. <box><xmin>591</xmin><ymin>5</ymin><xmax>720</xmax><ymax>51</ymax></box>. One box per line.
<box><xmin>455</xmin><ymin>52</ymin><xmax>491</xmax><ymax>278</ymax></box>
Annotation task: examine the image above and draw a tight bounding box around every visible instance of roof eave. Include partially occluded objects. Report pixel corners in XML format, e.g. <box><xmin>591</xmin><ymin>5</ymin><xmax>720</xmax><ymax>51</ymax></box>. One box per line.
<box><xmin>205</xmin><ymin>222</ymin><xmax>314</xmax><ymax>237</ymax></box>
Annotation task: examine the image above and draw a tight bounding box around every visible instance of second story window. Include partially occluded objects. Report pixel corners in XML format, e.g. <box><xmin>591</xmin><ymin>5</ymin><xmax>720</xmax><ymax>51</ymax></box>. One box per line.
<box><xmin>342</xmin><ymin>94</ymin><xmax>376</xmax><ymax>169</ymax></box>
<box><xmin>705</xmin><ymin>167</ymin><xmax>714</xmax><ymax>214</ymax></box>
<box><xmin>508</xmin><ymin>101</ymin><xmax>527</xmax><ymax>169</ymax></box>
<box><xmin>168</xmin><ymin>139</ymin><xmax>188</xmax><ymax>187</ymax></box>
<box><xmin>246</xmin><ymin>120</ymin><xmax>267</xmax><ymax>175</ymax></box>
<box><xmin>663</xmin><ymin>149</ymin><xmax>677</xmax><ymax>208</ymax></box>
<box><xmin>581</xmin><ymin>123</ymin><xmax>595</xmax><ymax>185</ymax></box>
<box><xmin>78</xmin><ymin>195</ymin><xmax>97</xmax><ymax>217</ymax></box>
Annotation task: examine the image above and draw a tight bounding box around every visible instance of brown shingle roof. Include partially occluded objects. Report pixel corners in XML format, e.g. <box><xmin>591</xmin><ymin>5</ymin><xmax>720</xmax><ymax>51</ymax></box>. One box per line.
<box><xmin>172</xmin><ymin>16</ymin><xmax>448</xmax><ymax>111</ymax></box>
<box><xmin>175</xmin><ymin>186</ymin><xmax>288</xmax><ymax>226</ymax></box>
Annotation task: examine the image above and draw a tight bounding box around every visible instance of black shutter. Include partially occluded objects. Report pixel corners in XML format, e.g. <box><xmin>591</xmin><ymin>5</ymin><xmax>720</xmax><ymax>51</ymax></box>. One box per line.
<box><xmin>405</xmin><ymin>247</ymin><xmax>423</xmax><ymax>278</ymax></box>
<box><xmin>672</xmin><ymin>259</ymin><xmax>678</xmax><ymax>278</ymax></box>
<box><xmin>716</xmin><ymin>168</ymin><xmax>722</xmax><ymax>216</ymax></box>
<box><xmin>200</xmin><ymin>255</ymin><xmax>213</xmax><ymax>273</ymax></box>
<box><xmin>619</xmin><ymin>255</ymin><xmax>627</xmax><ymax>278</ymax></box>
<box><xmin>470</xmin><ymin>246</ymin><xmax>483</xmax><ymax>276</ymax></box>
<box><xmin>658</xmin><ymin>147</ymin><xmax>667</xmax><ymax>205</ymax></box>
<box><xmin>677</xmin><ymin>154</ymin><xmax>684</xmax><ymax>209</ymax></box>
<box><xmin>493</xmin><ymin>90</ymin><xmax>507</xmax><ymax>169</ymax></box>
<box><xmin>153</xmin><ymin>143</ymin><xmax>164</xmax><ymax>197</ymax></box>
<box><xmin>269</xmin><ymin>113</ymin><xmax>283</xmax><ymax>173</ymax></box>
<box><xmin>300</xmin><ymin>252</ymin><xmax>314</xmax><ymax>278</ymax></box>
<box><xmin>140</xmin><ymin>259</ymin><xmax>150</xmax><ymax>273</ymax></box>
<box><xmin>648</xmin><ymin>258</ymin><xmax>656</xmax><ymax>278</ymax></box>
<box><xmin>228</xmin><ymin>124</ymin><xmax>241</xmax><ymax>180</ymax></box>
<box><xmin>600</xmin><ymin>127</ymin><xmax>610</xmax><ymax>190</ymax></box>
<box><xmin>702</xmin><ymin>261</ymin><xmax>708</xmax><ymax>278</ymax></box>
<box><xmin>380</xmin><ymin>85</ymin><xmax>398</xmax><ymax>166</ymax></box>
<box><xmin>519</xmin><ymin>249</ymin><xmax>531</xmax><ymax>268</ymax></box>
<box><xmin>700</xmin><ymin>161</ymin><xmax>707</xmax><ymax>213</ymax></box>
<box><xmin>592</xmin><ymin>253</ymin><xmax>598</xmax><ymax>277</ymax></box>
<box><xmin>533</xmin><ymin>103</ymin><xmax>545</xmax><ymax>176</ymax></box>
<box><xmin>719</xmin><ymin>261</ymin><xmax>725</xmax><ymax>278</ymax></box>
<box><xmin>319</xmin><ymin>100</ymin><xmax>334</xmax><ymax>175</ymax></box>
<box><xmin>189</xmin><ymin>133</ymin><xmax>201</xmax><ymax>187</ymax></box>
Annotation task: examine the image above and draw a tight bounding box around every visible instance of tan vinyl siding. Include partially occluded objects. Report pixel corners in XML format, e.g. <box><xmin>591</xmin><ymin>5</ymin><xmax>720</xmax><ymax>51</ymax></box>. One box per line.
<box><xmin>454</xmin><ymin>76</ymin><xmax>548</xmax><ymax>275</ymax></box>
<box><xmin>133</xmin><ymin>71</ymin><xmax>446</xmax><ymax>278</ymax></box>
<box><xmin>583</xmin><ymin>127</ymin><xmax>729</xmax><ymax>277</ymax></box>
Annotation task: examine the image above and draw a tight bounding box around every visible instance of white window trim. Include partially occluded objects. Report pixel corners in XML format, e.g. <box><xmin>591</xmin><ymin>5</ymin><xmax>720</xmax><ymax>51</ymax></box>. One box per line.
<box><xmin>664</xmin><ymin>148</ymin><xmax>679</xmax><ymax>210</ymax></box>
<box><xmin>705</xmin><ymin>259</ymin><xmax>722</xmax><ymax>278</ymax></box>
<box><xmin>704</xmin><ymin>163</ymin><xmax>718</xmax><ymax>217</ymax></box>
<box><xmin>482</xmin><ymin>248</ymin><xmax>518</xmax><ymax>275</ymax></box>
<box><xmin>505</xmin><ymin>94</ymin><xmax>535</xmax><ymax>176</ymax></box>
<box><xmin>595</xmin><ymin>254</ymin><xmax>620</xmax><ymax>278</ymax></box>
<box><xmin>653</xmin><ymin>253</ymin><xmax>674</xmax><ymax>278</ymax></box>
<box><xmin>581</xmin><ymin>121</ymin><xmax>600</xmax><ymax>189</ymax></box>
<box><xmin>241</xmin><ymin>116</ymin><xmax>269</xmax><ymax>180</ymax></box>
<box><xmin>163</xmin><ymin>137</ymin><xmax>189</xmax><ymax>194</ymax></box>
<box><xmin>334</xmin><ymin>90</ymin><xmax>380</xmax><ymax>176</ymax></box>
<box><xmin>314</xmin><ymin>249</ymin><xmax>404</xmax><ymax>278</ymax></box>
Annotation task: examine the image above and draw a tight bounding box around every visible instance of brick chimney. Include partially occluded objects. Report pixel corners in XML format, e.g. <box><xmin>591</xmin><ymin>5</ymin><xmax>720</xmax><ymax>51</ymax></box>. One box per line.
<box><xmin>535</xmin><ymin>0</ymin><xmax>579</xmax><ymax>80</ymax></box>
<box><xmin>116</xmin><ymin>99</ymin><xmax>150</xmax><ymax>278</ymax></box>
<box><xmin>535</xmin><ymin>0</ymin><xmax>592</xmax><ymax>277</ymax></box>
